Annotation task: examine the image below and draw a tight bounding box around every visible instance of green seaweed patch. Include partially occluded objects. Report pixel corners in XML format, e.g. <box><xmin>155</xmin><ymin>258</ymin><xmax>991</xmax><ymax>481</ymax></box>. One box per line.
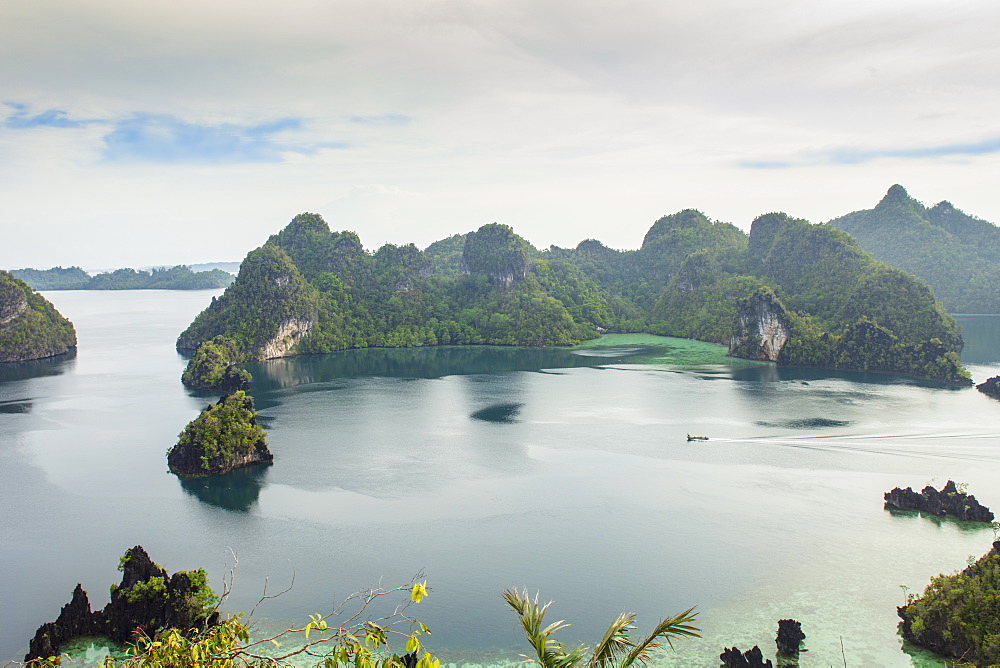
<box><xmin>573</xmin><ymin>333</ymin><xmax>770</xmax><ymax>369</ymax></box>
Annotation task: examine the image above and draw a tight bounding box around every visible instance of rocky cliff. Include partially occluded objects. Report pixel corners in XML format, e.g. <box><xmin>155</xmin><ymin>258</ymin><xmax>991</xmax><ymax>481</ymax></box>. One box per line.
<box><xmin>729</xmin><ymin>288</ymin><xmax>792</xmax><ymax>362</ymax></box>
<box><xmin>168</xmin><ymin>391</ymin><xmax>273</xmax><ymax>477</ymax></box>
<box><xmin>0</xmin><ymin>270</ymin><xmax>76</xmax><ymax>363</ymax></box>
<box><xmin>26</xmin><ymin>546</ymin><xmax>218</xmax><ymax>662</ymax></box>
<box><xmin>884</xmin><ymin>480</ymin><xmax>993</xmax><ymax>522</ymax></box>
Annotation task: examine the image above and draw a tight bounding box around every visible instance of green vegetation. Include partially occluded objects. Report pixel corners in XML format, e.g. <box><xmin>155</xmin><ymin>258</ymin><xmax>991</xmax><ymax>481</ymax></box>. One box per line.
<box><xmin>167</xmin><ymin>391</ymin><xmax>271</xmax><ymax>476</ymax></box>
<box><xmin>11</xmin><ymin>265</ymin><xmax>234</xmax><ymax>290</ymax></box>
<box><xmin>0</xmin><ymin>270</ymin><xmax>76</xmax><ymax>363</ymax></box>
<box><xmin>177</xmin><ymin>207</ymin><xmax>970</xmax><ymax>384</ymax></box>
<box><xmin>503</xmin><ymin>588</ymin><xmax>699</xmax><ymax>667</ymax></box>
<box><xmin>829</xmin><ymin>184</ymin><xmax>1000</xmax><ymax>313</ymax></box>
<box><xmin>181</xmin><ymin>336</ymin><xmax>251</xmax><ymax>392</ymax></box>
<box><xmin>899</xmin><ymin>542</ymin><xmax>1000</xmax><ymax>665</ymax></box>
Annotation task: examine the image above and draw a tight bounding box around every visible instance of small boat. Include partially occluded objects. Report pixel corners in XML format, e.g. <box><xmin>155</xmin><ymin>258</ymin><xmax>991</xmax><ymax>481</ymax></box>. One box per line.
<box><xmin>686</xmin><ymin>434</ymin><xmax>709</xmax><ymax>442</ymax></box>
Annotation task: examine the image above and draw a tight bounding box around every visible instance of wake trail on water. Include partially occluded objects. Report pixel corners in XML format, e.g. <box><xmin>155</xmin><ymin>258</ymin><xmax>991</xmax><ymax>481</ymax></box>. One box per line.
<box><xmin>707</xmin><ymin>435</ymin><xmax>1000</xmax><ymax>462</ymax></box>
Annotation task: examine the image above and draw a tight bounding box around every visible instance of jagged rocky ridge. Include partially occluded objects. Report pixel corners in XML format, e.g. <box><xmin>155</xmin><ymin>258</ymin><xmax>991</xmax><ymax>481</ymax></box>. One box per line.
<box><xmin>720</xmin><ymin>646</ymin><xmax>771</xmax><ymax>667</ymax></box>
<box><xmin>168</xmin><ymin>391</ymin><xmax>272</xmax><ymax>477</ymax></box>
<box><xmin>177</xmin><ymin>202</ymin><xmax>971</xmax><ymax>384</ymax></box>
<box><xmin>0</xmin><ymin>270</ymin><xmax>76</xmax><ymax>363</ymax></box>
<box><xmin>884</xmin><ymin>480</ymin><xmax>993</xmax><ymax>522</ymax></box>
<box><xmin>26</xmin><ymin>546</ymin><xmax>218</xmax><ymax>662</ymax></box>
<box><xmin>775</xmin><ymin>618</ymin><xmax>805</xmax><ymax>657</ymax></box>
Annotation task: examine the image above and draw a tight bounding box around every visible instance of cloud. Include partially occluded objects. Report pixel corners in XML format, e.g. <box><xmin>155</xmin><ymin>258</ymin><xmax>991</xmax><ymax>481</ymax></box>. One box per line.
<box><xmin>4</xmin><ymin>102</ymin><xmax>96</xmax><ymax>129</ymax></box>
<box><xmin>348</xmin><ymin>114</ymin><xmax>412</xmax><ymax>126</ymax></box>
<box><xmin>741</xmin><ymin>137</ymin><xmax>1000</xmax><ymax>169</ymax></box>
<box><xmin>101</xmin><ymin>114</ymin><xmax>317</xmax><ymax>164</ymax></box>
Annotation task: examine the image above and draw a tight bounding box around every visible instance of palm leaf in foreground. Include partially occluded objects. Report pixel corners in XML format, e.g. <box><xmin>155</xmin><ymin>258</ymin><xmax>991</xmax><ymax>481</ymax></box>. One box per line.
<box><xmin>503</xmin><ymin>588</ymin><xmax>700</xmax><ymax>668</ymax></box>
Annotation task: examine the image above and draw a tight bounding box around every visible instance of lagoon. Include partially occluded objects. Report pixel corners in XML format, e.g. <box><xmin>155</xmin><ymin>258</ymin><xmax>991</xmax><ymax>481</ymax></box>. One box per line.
<box><xmin>1</xmin><ymin>290</ymin><xmax>999</xmax><ymax>666</ymax></box>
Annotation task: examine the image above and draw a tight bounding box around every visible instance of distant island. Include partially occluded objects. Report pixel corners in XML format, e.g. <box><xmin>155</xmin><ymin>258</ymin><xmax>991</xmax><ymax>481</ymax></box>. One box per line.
<box><xmin>0</xmin><ymin>270</ymin><xmax>76</xmax><ymax>363</ymax></box>
<box><xmin>10</xmin><ymin>265</ymin><xmax>235</xmax><ymax>291</ymax></box>
<box><xmin>829</xmin><ymin>185</ymin><xmax>1000</xmax><ymax>314</ymax></box>
<box><xmin>177</xmin><ymin>198</ymin><xmax>971</xmax><ymax>385</ymax></box>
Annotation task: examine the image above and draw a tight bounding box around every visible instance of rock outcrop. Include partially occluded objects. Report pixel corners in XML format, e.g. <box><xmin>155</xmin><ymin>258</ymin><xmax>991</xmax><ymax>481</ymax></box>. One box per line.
<box><xmin>258</xmin><ymin>315</ymin><xmax>315</xmax><ymax>359</ymax></box>
<box><xmin>26</xmin><ymin>546</ymin><xmax>218</xmax><ymax>662</ymax></box>
<box><xmin>0</xmin><ymin>270</ymin><xmax>76</xmax><ymax>363</ymax></box>
<box><xmin>168</xmin><ymin>391</ymin><xmax>273</xmax><ymax>477</ymax></box>
<box><xmin>898</xmin><ymin>541</ymin><xmax>1000</xmax><ymax>665</ymax></box>
<box><xmin>884</xmin><ymin>480</ymin><xmax>993</xmax><ymax>522</ymax></box>
<box><xmin>720</xmin><ymin>645</ymin><xmax>772</xmax><ymax>667</ymax></box>
<box><xmin>729</xmin><ymin>288</ymin><xmax>792</xmax><ymax>362</ymax></box>
<box><xmin>775</xmin><ymin>619</ymin><xmax>805</xmax><ymax>658</ymax></box>
<box><xmin>977</xmin><ymin>375</ymin><xmax>1000</xmax><ymax>400</ymax></box>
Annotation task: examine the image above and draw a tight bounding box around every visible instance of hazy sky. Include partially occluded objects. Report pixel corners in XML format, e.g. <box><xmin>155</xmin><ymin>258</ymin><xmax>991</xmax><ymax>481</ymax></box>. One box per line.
<box><xmin>3</xmin><ymin>0</ymin><xmax>999</xmax><ymax>269</ymax></box>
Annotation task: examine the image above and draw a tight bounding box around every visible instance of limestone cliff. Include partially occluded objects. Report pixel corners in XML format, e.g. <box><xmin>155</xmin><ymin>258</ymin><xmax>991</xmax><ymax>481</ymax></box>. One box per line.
<box><xmin>0</xmin><ymin>270</ymin><xmax>76</xmax><ymax>363</ymax></box>
<box><xmin>26</xmin><ymin>546</ymin><xmax>218</xmax><ymax>662</ymax></box>
<box><xmin>258</xmin><ymin>315</ymin><xmax>315</xmax><ymax>359</ymax></box>
<box><xmin>729</xmin><ymin>288</ymin><xmax>791</xmax><ymax>362</ymax></box>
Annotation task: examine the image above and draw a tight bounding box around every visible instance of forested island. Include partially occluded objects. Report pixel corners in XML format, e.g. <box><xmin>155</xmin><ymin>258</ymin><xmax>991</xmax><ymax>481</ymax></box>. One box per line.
<box><xmin>176</xmin><ymin>206</ymin><xmax>971</xmax><ymax>385</ymax></box>
<box><xmin>0</xmin><ymin>270</ymin><xmax>76</xmax><ymax>363</ymax></box>
<box><xmin>11</xmin><ymin>265</ymin><xmax>234</xmax><ymax>290</ymax></box>
<box><xmin>829</xmin><ymin>185</ymin><xmax>1000</xmax><ymax>314</ymax></box>
<box><xmin>167</xmin><ymin>391</ymin><xmax>272</xmax><ymax>476</ymax></box>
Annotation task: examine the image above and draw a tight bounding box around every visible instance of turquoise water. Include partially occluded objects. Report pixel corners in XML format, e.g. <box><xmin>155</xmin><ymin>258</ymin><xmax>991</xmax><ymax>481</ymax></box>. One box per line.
<box><xmin>1</xmin><ymin>294</ymin><xmax>999</xmax><ymax>666</ymax></box>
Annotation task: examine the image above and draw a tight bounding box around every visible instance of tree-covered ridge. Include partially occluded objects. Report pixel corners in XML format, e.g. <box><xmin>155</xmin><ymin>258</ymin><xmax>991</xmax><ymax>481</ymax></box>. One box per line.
<box><xmin>178</xmin><ymin>208</ymin><xmax>970</xmax><ymax>384</ymax></box>
<box><xmin>181</xmin><ymin>336</ymin><xmax>251</xmax><ymax>392</ymax></box>
<box><xmin>899</xmin><ymin>541</ymin><xmax>1000</xmax><ymax>665</ymax></box>
<box><xmin>828</xmin><ymin>184</ymin><xmax>1000</xmax><ymax>313</ymax></box>
<box><xmin>10</xmin><ymin>265</ymin><xmax>235</xmax><ymax>290</ymax></box>
<box><xmin>0</xmin><ymin>270</ymin><xmax>77</xmax><ymax>363</ymax></box>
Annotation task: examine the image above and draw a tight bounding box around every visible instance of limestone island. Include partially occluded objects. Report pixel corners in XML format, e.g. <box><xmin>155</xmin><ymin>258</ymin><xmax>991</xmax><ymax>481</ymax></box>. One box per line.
<box><xmin>167</xmin><ymin>390</ymin><xmax>273</xmax><ymax>477</ymax></box>
<box><xmin>25</xmin><ymin>545</ymin><xmax>218</xmax><ymax>662</ymax></box>
<box><xmin>899</xmin><ymin>541</ymin><xmax>1000</xmax><ymax>665</ymax></box>
<box><xmin>884</xmin><ymin>480</ymin><xmax>994</xmax><ymax>522</ymax></box>
<box><xmin>0</xmin><ymin>270</ymin><xmax>76</xmax><ymax>363</ymax></box>
<box><xmin>977</xmin><ymin>375</ymin><xmax>1000</xmax><ymax>400</ymax></box>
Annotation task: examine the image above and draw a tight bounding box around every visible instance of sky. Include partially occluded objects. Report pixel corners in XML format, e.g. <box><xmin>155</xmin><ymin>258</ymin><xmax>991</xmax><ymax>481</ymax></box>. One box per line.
<box><xmin>2</xmin><ymin>0</ymin><xmax>1000</xmax><ymax>269</ymax></box>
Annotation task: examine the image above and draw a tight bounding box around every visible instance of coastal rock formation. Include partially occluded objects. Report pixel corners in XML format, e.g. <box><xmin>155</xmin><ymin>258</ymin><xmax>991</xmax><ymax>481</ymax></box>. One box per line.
<box><xmin>884</xmin><ymin>480</ymin><xmax>993</xmax><ymax>522</ymax></box>
<box><xmin>258</xmin><ymin>315</ymin><xmax>315</xmax><ymax>359</ymax></box>
<box><xmin>460</xmin><ymin>223</ymin><xmax>528</xmax><ymax>287</ymax></box>
<box><xmin>720</xmin><ymin>645</ymin><xmax>772</xmax><ymax>667</ymax></box>
<box><xmin>0</xmin><ymin>270</ymin><xmax>76</xmax><ymax>363</ymax></box>
<box><xmin>898</xmin><ymin>541</ymin><xmax>1000</xmax><ymax>665</ymax></box>
<box><xmin>977</xmin><ymin>375</ymin><xmax>1000</xmax><ymax>400</ymax></box>
<box><xmin>729</xmin><ymin>288</ymin><xmax>791</xmax><ymax>362</ymax></box>
<box><xmin>168</xmin><ymin>391</ymin><xmax>272</xmax><ymax>477</ymax></box>
<box><xmin>26</xmin><ymin>546</ymin><xmax>218</xmax><ymax>662</ymax></box>
<box><xmin>775</xmin><ymin>619</ymin><xmax>805</xmax><ymax>657</ymax></box>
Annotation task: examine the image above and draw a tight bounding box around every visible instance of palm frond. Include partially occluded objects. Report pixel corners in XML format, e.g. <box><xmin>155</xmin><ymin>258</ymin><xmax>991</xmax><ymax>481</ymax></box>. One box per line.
<box><xmin>620</xmin><ymin>607</ymin><xmax>700</xmax><ymax>668</ymax></box>
<box><xmin>589</xmin><ymin>612</ymin><xmax>636</xmax><ymax>668</ymax></box>
<box><xmin>502</xmin><ymin>588</ymin><xmax>585</xmax><ymax>668</ymax></box>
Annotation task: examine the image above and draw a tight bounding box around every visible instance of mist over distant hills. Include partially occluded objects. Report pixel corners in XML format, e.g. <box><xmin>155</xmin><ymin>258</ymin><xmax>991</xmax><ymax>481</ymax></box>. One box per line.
<box><xmin>828</xmin><ymin>185</ymin><xmax>1000</xmax><ymax>314</ymax></box>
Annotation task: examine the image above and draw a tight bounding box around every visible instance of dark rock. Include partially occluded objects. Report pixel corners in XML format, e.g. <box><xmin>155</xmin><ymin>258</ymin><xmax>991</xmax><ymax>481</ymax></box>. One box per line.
<box><xmin>775</xmin><ymin>619</ymin><xmax>805</xmax><ymax>656</ymax></box>
<box><xmin>977</xmin><ymin>375</ymin><xmax>1000</xmax><ymax>400</ymax></box>
<box><xmin>884</xmin><ymin>480</ymin><xmax>993</xmax><ymax>522</ymax></box>
<box><xmin>720</xmin><ymin>645</ymin><xmax>773</xmax><ymax>667</ymax></box>
<box><xmin>25</xmin><ymin>546</ymin><xmax>218</xmax><ymax>662</ymax></box>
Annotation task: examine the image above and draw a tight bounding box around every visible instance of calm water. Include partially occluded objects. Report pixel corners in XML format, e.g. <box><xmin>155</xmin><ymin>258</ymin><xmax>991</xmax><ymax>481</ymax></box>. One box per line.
<box><xmin>2</xmin><ymin>291</ymin><xmax>1000</xmax><ymax>667</ymax></box>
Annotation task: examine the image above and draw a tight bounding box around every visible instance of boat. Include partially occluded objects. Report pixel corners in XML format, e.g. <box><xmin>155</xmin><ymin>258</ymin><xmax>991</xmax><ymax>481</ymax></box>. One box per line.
<box><xmin>686</xmin><ymin>434</ymin><xmax>709</xmax><ymax>442</ymax></box>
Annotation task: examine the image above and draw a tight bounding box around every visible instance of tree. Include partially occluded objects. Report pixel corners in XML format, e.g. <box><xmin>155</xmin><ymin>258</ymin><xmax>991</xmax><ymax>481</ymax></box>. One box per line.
<box><xmin>502</xmin><ymin>588</ymin><xmax>699</xmax><ymax>668</ymax></box>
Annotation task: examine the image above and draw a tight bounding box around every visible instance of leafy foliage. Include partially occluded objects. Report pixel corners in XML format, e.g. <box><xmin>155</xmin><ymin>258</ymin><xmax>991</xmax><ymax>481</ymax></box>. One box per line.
<box><xmin>182</xmin><ymin>336</ymin><xmax>251</xmax><ymax>392</ymax></box>
<box><xmin>0</xmin><ymin>270</ymin><xmax>77</xmax><ymax>363</ymax></box>
<box><xmin>502</xmin><ymin>588</ymin><xmax>699</xmax><ymax>668</ymax></box>
<box><xmin>899</xmin><ymin>542</ymin><xmax>1000</xmax><ymax>665</ymax></box>
<box><xmin>168</xmin><ymin>391</ymin><xmax>270</xmax><ymax>476</ymax></box>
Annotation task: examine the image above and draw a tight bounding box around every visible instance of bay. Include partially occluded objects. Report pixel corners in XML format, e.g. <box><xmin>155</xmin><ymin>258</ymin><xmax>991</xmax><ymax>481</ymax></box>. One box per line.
<box><xmin>1</xmin><ymin>291</ymin><xmax>999</xmax><ymax>666</ymax></box>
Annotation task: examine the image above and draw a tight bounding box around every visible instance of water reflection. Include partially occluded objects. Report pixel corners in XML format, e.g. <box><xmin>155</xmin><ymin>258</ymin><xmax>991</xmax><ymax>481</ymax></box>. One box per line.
<box><xmin>247</xmin><ymin>345</ymin><xmax>660</xmax><ymax>392</ymax></box>
<box><xmin>177</xmin><ymin>464</ymin><xmax>271</xmax><ymax>512</ymax></box>
<box><xmin>0</xmin><ymin>349</ymin><xmax>76</xmax><ymax>383</ymax></box>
